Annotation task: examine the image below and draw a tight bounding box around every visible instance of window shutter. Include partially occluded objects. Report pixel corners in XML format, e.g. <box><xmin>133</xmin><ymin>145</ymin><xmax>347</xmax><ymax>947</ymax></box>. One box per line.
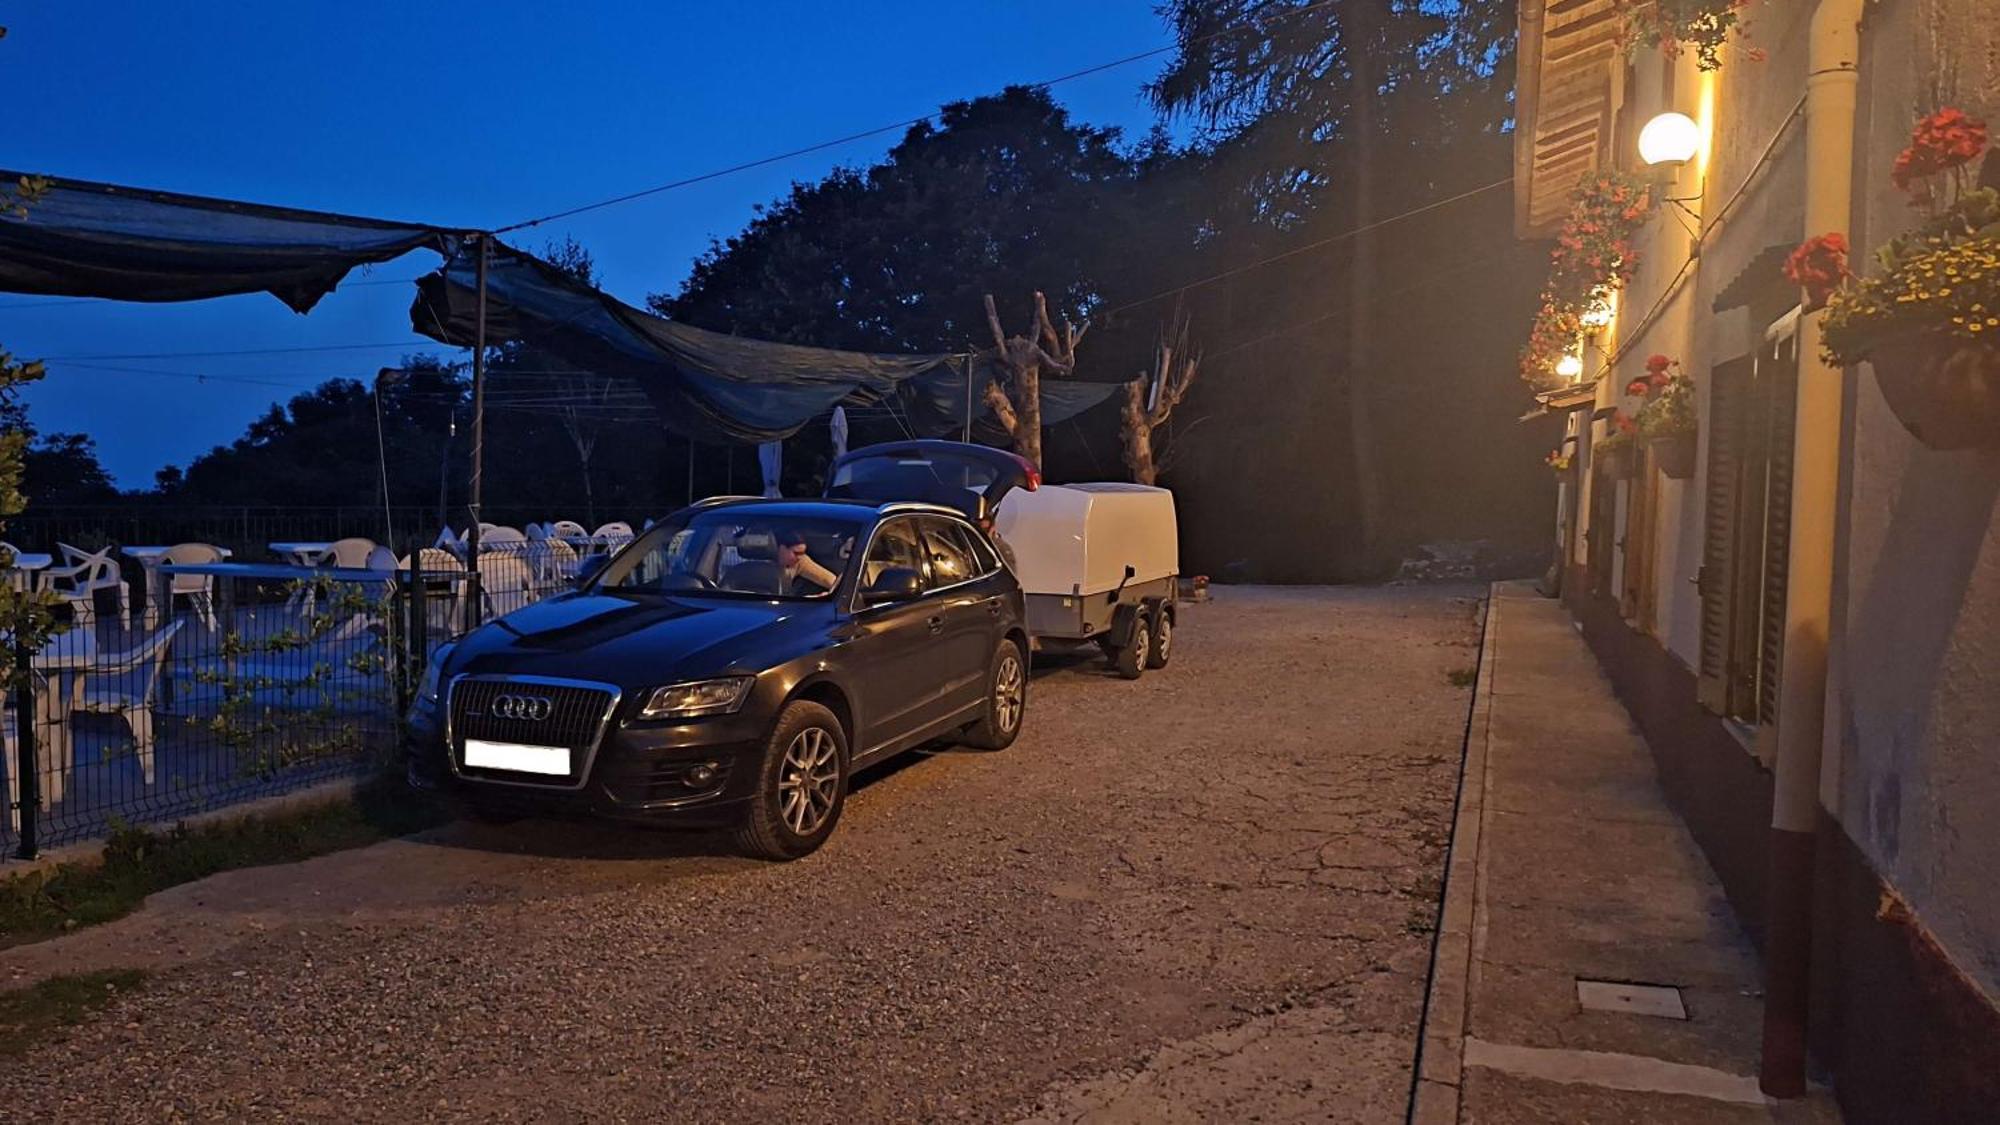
<box><xmin>1755</xmin><ymin>337</ymin><xmax>1799</xmax><ymax>728</ymax></box>
<box><xmin>1622</xmin><ymin>451</ymin><xmax>1653</xmax><ymax>622</ymax></box>
<box><xmin>1697</xmin><ymin>357</ymin><xmax>1752</xmax><ymax>712</ymax></box>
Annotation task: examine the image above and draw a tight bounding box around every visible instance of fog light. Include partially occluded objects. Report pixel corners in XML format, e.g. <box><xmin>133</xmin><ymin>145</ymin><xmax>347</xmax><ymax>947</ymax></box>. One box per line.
<box><xmin>686</xmin><ymin>762</ymin><xmax>719</xmax><ymax>787</ymax></box>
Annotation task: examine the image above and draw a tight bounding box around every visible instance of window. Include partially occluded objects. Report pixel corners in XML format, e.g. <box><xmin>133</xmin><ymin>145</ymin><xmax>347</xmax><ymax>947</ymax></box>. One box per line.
<box><xmin>595</xmin><ymin>511</ymin><xmax>858</xmax><ymax>600</ymax></box>
<box><xmin>1697</xmin><ymin>330</ymin><xmax>1798</xmax><ymax>730</ymax></box>
<box><xmin>918</xmin><ymin>517</ymin><xmax>986</xmax><ymax>587</ymax></box>
<box><xmin>862</xmin><ymin>518</ymin><xmax>927</xmax><ymax>589</ymax></box>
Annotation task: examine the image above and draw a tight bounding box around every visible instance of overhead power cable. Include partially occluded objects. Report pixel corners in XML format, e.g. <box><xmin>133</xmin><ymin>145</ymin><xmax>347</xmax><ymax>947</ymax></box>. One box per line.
<box><xmin>42</xmin><ymin>341</ymin><xmax>442</xmax><ymax>361</ymax></box>
<box><xmin>494</xmin><ymin>0</ymin><xmax>1345</xmax><ymax>233</ymax></box>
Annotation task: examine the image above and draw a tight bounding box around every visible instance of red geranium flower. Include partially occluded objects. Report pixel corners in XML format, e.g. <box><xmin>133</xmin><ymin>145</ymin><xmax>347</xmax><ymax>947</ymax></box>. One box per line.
<box><xmin>1891</xmin><ymin>108</ymin><xmax>1988</xmax><ymax>194</ymax></box>
<box><xmin>1785</xmin><ymin>232</ymin><xmax>1852</xmax><ymax>308</ymax></box>
<box><xmin>1614</xmin><ymin>411</ymin><xmax>1638</xmax><ymax>436</ymax></box>
<box><xmin>1626</xmin><ymin>378</ymin><xmax>1652</xmax><ymax>397</ymax></box>
<box><xmin>1644</xmin><ymin>353</ymin><xmax>1672</xmax><ymax>373</ymax></box>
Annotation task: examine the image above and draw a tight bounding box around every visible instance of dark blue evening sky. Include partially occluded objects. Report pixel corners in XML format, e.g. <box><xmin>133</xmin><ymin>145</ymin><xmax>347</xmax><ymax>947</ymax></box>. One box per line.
<box><xmin>4</xmin><ymin>1</ymin><xmax>1176</xmax><ymax>487</ymax></box>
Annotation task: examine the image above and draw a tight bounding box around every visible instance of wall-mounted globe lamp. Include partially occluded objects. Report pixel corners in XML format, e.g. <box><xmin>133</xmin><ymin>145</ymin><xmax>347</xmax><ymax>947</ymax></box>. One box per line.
<box><xmin>1639</xmin><ymin>112</ymin><xmax>1701</xmax><ymax>168</ymax></box>
<box><xmin>1555</xmin><ymin>353</ymin><xmax>1585</xmax><ymax>380</ymax></box>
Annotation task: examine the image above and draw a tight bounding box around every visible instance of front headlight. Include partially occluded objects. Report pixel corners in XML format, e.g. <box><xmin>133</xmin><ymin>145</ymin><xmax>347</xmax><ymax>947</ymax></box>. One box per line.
<box><xmin>639</xmin><ymin>676</ymin><xmax>754</xmax><ymax>719</ymax></box>
<box><xmin>416</xmin><ymin>642</ymin><xmax>457</xmax><ymax>705</ymax></box>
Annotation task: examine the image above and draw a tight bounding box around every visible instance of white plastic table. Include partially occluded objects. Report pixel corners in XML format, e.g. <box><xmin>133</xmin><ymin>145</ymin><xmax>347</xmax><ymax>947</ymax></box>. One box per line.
<box><xmin>268</xmin><ymin>541</ymin><xmax>335</xmax><ymax>567</ymax></box>
<box><xmin>5</xmin><ymin>631</ymin><xmax>98</xmax><ymax>814</ymax></box>
<box><xmin>123</xmin><ymin>545</ymin><xmax>233</xmax><ymax>628</ymax></box>
<box><xmin>4</xmin><ymin>552</ymin><xmax>51</xmax><ymax>592</ymax></box>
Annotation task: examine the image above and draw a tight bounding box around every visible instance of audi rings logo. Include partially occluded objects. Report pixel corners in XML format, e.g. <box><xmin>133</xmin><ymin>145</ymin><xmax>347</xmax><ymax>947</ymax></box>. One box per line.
<box><xmin>491</xmin><ymin>694</ymin><xmax>554</xmax><ymax>722</ymax></box>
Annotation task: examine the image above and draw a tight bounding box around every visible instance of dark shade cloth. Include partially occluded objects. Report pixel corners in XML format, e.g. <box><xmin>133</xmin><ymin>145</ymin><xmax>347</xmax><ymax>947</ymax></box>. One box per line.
<box><xmin>412</xmin><ymin>241</ymin><xmax>1126</xmax><ymax>445</ymax></box>
<box><xmin>893</xmin><ymin>353</ymin><xmax>1125</xmax><ymax>442</ymax></box>
<box><xmin>0</xmin><ymin>171</ymin><xmax>451</xmax><ymax>313</ymax></box>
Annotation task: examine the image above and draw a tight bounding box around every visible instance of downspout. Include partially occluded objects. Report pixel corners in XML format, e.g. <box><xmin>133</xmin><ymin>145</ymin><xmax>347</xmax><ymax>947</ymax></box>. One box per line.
<box><xmin>1760</xmin><ymin>0</ymin><xmax>1862</xmax><ymax>1099</ymax></box>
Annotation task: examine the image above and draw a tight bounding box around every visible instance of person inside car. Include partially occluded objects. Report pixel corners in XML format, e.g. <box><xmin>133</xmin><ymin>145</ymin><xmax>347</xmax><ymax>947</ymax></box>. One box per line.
<box><xmin>777</xmin><ymin>527</ymin><xmax>841</xmax><ymax>594</ymax></box>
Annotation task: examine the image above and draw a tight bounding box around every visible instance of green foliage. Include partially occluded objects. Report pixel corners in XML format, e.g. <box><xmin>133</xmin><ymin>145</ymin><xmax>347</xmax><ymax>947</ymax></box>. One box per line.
<box><xmin>1634</xmin><ymin>371</ymin><xmax>1698</xmax><ymax>440</ymax></box>
<box><xmin>655</xmin><ymin>87</ymin><xmax>1171</xmax><ymax>355</ymax></box>
<box><xmin>1823</xmin><ymin>190</ymin><xmax>2000</xmax><ymax>364</ymax></box>
<box><xmin>0</xmin><ymin>783</ymin><xmax>446</xmax><ymax>949</ymax></box>
<box><xmin>191</xmin><ymin>575</ymin><xmax>398</xmax><ymax>776</ymax></box>
<box><xmin>0</xmin><ymin>969</ymin><xmax>149</xmax><ymax>1057</ymax></box>
<box><xmin>0</xmin><ymin>169</ymin><xmax>72</xmax><ymax>682</ymax></box>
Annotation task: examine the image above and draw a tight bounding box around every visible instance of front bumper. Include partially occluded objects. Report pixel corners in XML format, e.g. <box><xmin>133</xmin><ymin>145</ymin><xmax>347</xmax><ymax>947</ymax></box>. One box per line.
<box><xmin>404</xmin><ymin>699</ymin><xmax>769</xmax><ymax>828</ymax></box>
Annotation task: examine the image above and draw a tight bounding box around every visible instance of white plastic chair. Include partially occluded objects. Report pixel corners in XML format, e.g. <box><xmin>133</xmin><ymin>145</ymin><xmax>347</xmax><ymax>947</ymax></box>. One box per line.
<box><xmin>591</xmin><ymin>522</ymin><xmax>635</xmax><ymax>553</ymax></box>
<box><xmin>158</xmin><ymin>542</ymin><xmax>224</xmax><ymax>631</ymax></box>
<box><xmin>477</xmin><ymin>551</ymin><xmax>534</xmax><ymax>618</ymax></box>
<box><xmin>550</xmin><ymin>520</ymin><xmax>590</xmax><ymax>543</ymax></box>
<box><xmin>44</xmin><ymin>543</ymin><xmax>128</xmax><ymax>628</ymax></box>
<box><xmin>73</xmin><ymin>621</ymin><xmax>182</xmax><ymax>786</ymax></box>
<box><xmin>326</xmin><ymin>538</ymin><xmax>379</xmax><ymax>569</ymax></box>
<box><xmin>526</xmin><ymin>536</ymin><xmax>579</xmax><ymax>587</ymax></box>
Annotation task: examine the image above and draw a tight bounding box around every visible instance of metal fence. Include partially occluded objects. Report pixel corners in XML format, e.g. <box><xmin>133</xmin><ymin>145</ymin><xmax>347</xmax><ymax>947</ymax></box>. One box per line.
<box><xmin>2</xmin><ymin>533</ymin><xmax>615</xmax><ymax>857</ymax></box>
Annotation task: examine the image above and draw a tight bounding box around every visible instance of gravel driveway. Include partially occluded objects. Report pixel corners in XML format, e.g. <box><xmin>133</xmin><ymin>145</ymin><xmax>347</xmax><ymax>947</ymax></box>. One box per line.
<box><xmin>0</xmin><ymin>585</ymin><xmax>1483</xmax><ymax>1123</ymax></box>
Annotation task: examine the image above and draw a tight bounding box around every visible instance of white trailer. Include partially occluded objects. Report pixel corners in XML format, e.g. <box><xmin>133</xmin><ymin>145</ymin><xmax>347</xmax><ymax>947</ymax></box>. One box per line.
<box><xmin>994</xmin><ymin>482</ymin><xmax>1179</xmax><ymax>679</ymax></box>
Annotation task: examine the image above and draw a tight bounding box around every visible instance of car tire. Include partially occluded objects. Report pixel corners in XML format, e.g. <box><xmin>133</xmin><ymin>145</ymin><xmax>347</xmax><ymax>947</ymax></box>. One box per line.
<box><xmin>1146</xmin><ymin>605</ymin><xmax>1174</xmax><ymax>669</ymax></box>
<box><xmin>961</xmin><ymin>637</ymin><xmax>1029</xmax><ymax>750</ymax></box>
<box><xmin>1113</xmin><ymin>614</ymin><xmax>1148</xmax><ymax>680</ymax></box>
<box><xmin>733</xmin><ymin>700</ymin><xmax>849</xmax><ymax>861</ymax></box>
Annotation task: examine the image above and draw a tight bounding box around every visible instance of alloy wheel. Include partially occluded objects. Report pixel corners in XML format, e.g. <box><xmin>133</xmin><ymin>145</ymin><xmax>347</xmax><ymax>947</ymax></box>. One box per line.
<box><xmin>778</xmin><ymin>726</ymin><xmax>840</xmax><ymax>835</ymax></box>
<box><xmin>995</xmin><ymin>649</ymin><xmax>1025</xmax><ymax>733</ymax></box>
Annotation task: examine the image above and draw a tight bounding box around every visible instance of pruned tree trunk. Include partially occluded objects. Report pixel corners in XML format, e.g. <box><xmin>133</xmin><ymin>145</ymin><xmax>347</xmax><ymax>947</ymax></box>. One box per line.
<box><xmin>1121</xmin><ymin>309</ymin><xmax>1200</xmax><ymax>486</ymax></box>
<box><xmin>983</xmin><ymin>291</ymin><xmax>1086</xmax><ymax>469</ymax></box>
<box><xmin>1345</xmin><ymin>0</ymin><xmax>1389</xmax><ymax>568</ymax></box>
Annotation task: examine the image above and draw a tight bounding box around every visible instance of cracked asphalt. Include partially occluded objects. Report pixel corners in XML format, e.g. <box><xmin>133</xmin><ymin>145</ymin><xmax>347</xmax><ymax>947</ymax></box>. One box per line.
<box><xmin>0</xmin><ymin>585</ymin><xmax>1484</xmax><ymax>1123</ymax></box>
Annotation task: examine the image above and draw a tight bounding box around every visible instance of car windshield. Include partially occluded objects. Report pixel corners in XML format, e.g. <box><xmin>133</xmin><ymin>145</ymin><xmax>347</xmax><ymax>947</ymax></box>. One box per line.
<box><xmin>592</xmin><ymin>511</ymin><xmax>862</xmax><ymax>600</ymax></box>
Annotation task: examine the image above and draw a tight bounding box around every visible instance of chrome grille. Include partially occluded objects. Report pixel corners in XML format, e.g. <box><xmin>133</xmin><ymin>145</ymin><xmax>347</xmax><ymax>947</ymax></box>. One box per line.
<box><xmin>449</xmin><ymin>678</ymin><xmax>616</xmax><ymax>785</ymax></box>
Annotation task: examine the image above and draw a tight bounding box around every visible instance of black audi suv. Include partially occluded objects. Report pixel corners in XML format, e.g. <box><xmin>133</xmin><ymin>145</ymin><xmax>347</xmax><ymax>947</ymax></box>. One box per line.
<box><xmin>407</xmin><ymin>461</ymin><xmax>1032</xmax><ymax>860</ymax></box>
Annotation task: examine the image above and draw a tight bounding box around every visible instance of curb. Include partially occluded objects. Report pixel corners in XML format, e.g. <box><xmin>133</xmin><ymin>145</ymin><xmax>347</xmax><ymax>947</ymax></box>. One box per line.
<box><xmin>1407</xmin><ymin>582</ymin><xmax>1502</xmax><ymax>1124</ymax></box>
<box><xmin>1</xmin><ymin>774</ymin><xmax>368</xmax><ymax>876</ymax></box>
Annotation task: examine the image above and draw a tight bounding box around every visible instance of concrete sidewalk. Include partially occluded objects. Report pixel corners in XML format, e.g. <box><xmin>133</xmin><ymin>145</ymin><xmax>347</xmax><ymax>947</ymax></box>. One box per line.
<box><xmin>1413</xmin><ymin>582</ymin><xmax>1840</xmax><ymax>1123</ymax></box>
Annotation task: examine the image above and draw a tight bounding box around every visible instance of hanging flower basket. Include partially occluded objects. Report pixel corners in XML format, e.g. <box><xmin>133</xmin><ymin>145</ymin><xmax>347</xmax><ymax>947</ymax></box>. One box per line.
<box><xmin>1865</xmin><ymin>329</ymin><xmax>2000</xmax><ymax>450</ymax></box>
<box><xmin>1649</xmin><ymin>430</ymin><xmax>1698</xmax><ymax>478</ymax></box>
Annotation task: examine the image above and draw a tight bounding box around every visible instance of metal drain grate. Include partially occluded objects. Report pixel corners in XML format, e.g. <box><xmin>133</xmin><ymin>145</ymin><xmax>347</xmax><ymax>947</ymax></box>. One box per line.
<box><xmin>1575</xmin><ymin>979</ymin><xmax>1688</xmax><ymax>1020</ymax></box>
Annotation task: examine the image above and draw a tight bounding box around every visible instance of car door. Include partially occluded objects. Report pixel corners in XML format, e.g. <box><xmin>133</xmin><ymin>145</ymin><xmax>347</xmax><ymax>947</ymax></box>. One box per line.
<box><xmin>843</xmin><ymin>516</ymin><xmax>948</xmax><ymax>752</ymax></box>
<box><xmin>917</xmin><ymin>516</ymin><xmax>1003</xmax><ymax>717</ymax></box>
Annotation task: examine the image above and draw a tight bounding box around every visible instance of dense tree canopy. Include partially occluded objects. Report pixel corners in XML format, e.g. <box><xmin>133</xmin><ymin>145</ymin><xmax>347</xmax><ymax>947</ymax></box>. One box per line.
<box><xmin>656</xmin><ymin>86</ymin><xmax>1186</xmax><ymax>357</ymax></box>
<box><xmin>115</xmin><ymin>7</ymin><xmax>1555</xmax><ymax>579</ymax></box>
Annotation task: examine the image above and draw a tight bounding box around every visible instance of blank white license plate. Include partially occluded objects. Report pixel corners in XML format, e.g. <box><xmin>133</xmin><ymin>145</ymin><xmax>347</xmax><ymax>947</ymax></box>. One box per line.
<box><xmin>463</xmin><ymin>739</ymin><xmax>571</xmax><ymax>776</ymax></box>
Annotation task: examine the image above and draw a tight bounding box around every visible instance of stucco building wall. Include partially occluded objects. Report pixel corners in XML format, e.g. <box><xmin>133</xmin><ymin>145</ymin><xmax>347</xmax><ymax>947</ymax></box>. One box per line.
<box><xmin>1829</xmin><ymin>0</ymin><xmax>2000</xmax><ymax>1000</ymax></box>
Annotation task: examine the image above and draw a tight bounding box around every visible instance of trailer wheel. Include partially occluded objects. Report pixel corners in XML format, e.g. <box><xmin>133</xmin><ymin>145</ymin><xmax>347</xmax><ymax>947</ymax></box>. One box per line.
<box><xmin>1146</xmin><ymin>604</ymin><xmax>1173</xmax><ymax>669</ymax></box>
<box><xmin>1112</xmin><ymin>615</ymin><xmax>1148</xmax><ymax>680</ymax></box>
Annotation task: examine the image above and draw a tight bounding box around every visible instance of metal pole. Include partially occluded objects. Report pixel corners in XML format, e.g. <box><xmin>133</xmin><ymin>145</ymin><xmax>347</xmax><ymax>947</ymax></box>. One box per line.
<box><xmin>465</xmin><ymin>234</ymin><xmax>489</xmax><ymax>627</ymax></box>
<box><xmin>686</xmin><ymin>439</ymin><xmax>695</xmax><ymax>506</ymax></box>
<box><xmin>374</xmin><ymin>381</ymin><xmax>395</xmax><ymax>549</ymax></box>
<box><xmin>962</xmin><ymin>353</ymin><xmax>974</xmax><ymax>444</ymax></box>
<box><xmin>12</xmin><ymin>644</ymin><xmax>39</xmax><ymax>859</ymax></box>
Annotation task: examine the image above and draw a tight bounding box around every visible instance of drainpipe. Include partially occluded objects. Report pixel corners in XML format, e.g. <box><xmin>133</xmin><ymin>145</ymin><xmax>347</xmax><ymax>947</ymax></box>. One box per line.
<box><xmin>1760</xmin><ymin>0</ymin><xmax>1862</xmax><ymax>1099</ymax></box>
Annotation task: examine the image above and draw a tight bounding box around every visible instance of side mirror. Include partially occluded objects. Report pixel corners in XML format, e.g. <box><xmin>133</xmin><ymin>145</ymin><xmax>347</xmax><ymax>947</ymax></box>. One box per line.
<box><xmin>861</xmin><ymin>566</ymin><xmax>924</xmax><ymax>605</ymax></box>
<box><xmin>573</xmin><ymin>554</ymin><xmax>610</xmax><ymax>588</ymax></box>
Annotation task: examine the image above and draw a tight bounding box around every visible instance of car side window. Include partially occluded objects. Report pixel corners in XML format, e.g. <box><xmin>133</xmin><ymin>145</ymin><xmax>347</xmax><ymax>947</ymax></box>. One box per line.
<box><xmin>920</xmin><ymin>518</ymin><xmax>990</xmax><ymax>586</ymax></box>
<box><xmin>862</xmin><ymin>518</ymin><xmax>928</xmax><ymax>590</ymax></box>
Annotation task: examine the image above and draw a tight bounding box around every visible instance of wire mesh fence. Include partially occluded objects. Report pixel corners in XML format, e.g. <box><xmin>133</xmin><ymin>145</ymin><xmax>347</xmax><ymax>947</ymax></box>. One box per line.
<box><xmin>1</xmin><ymin>523</ymin><xmax>638</xmax><ymax>856</ymax></box>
